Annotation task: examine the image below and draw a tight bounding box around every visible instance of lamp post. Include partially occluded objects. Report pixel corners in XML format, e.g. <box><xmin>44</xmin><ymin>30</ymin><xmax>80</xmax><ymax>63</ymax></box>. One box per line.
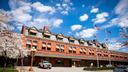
<box><xmin>29</xmin><ymin>47</ymin><xmax>37</xmax><ymax>71</ymax></box>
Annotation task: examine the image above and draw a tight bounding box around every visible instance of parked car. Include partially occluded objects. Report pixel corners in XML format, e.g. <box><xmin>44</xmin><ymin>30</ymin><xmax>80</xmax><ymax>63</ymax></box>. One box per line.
<box><xmin>39</xmin><ymin>61</ymin><xmax>52</xmax><ymax>69</ymax></box>
<box><xmin>113</xmin><ymin>65</ymin><xmax>128</xmax><ymax>72</ymax></box>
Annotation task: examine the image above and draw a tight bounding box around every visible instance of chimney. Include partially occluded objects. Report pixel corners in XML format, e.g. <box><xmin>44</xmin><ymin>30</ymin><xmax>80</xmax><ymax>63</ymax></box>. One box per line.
<box><xmin>43</xmin><ymin>26</ymin><xmax>49</xmax><ymax>31</ymax></box>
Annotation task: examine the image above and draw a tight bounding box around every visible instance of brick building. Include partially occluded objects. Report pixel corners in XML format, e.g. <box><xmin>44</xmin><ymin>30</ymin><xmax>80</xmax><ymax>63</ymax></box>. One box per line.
<box><xmin>21</xmin><ymin>26</ymin><xmax>128</xmax><ymax>67</ymax></box>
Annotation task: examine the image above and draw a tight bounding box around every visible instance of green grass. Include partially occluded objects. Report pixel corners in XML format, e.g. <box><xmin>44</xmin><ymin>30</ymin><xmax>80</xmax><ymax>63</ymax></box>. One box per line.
<box><xmin>0</xmin><ymin>68</ymin><xmax>18</xmax><ymax>72</ymax></box>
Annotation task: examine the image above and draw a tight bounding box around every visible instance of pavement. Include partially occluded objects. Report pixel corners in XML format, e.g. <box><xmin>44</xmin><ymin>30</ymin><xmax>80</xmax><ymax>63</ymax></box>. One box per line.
<box><xmin>16</xmin><ymin>66</ymin><xmax>113</xmax><ymax>72</ymax></box>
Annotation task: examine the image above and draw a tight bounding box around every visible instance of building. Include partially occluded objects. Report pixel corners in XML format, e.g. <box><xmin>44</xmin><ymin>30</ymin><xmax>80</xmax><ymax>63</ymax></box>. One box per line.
<box><xmin>21</xmin><ymin>26</ymin><xmax>128</xmax><ymax>67</ymax></box>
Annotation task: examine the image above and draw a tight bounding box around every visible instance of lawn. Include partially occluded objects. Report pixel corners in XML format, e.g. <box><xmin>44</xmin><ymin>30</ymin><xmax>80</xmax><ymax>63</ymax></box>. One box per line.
<box><xmin>0</xmin><ymin>68</ymin><xmax>18</xmax><ymax>72</ymax></box>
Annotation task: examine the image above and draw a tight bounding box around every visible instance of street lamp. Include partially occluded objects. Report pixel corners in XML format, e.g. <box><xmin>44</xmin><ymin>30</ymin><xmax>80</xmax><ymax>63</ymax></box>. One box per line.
<box><xmin>29</xmin><ymin>47</ymin><xmax>37</xmax><ymax>71</ymax></box>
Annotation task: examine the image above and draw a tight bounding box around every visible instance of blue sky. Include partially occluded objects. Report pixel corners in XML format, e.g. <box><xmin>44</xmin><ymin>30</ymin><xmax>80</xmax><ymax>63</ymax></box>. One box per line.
<box><xmin>0</xmin><ymin>0</ymin><xmax>128</xmax><ymax>52</ymax></box>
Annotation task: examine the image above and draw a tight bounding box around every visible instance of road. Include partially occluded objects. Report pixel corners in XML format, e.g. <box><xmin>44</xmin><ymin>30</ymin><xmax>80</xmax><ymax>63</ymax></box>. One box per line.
<box><xmin>16</xmin><ymin>66</ymin><xmax>113</xmax><ymax>72</ymax></box>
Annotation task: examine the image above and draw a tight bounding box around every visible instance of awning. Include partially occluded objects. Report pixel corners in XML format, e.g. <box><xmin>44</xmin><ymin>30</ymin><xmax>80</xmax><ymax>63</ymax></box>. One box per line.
<box><xmin>30</xmin><ymin>29</ymin><xmax>37</xmax><ymax>33</ymax></box>
<box><xmin>56</xmin><ymin>46</ymin><xmax>59</xmax><ymax>49</ymax></box>
<box><xmin>47</xmin><ymin>45</ymin><xmax>51</xmax><ymax>48</ymax></box>
<box><xmin>33</xmin><ymin>43</ymin><xmax>37</xmax><ymax>45</ymax></box>
<box><xmin>72</xmin><ymin>48</ymin><xmax>76</xmax><ymax>51</ymax></box>
<box><xmin>69</xmin><ymin>47</ymin><xmax>72</xmax><ymax>50</ymax></box>
<box><xmin>83</xmin><ymin>49</ymin><xmax>86</xmax><ymax>52</ymax></box>
<box><xmin>26</xmin><ymin>41</ymin><xmax>31</xmax><ymax>44</ymax></box>
<box><xmin>57</xmin><ymin>35</ymin><xmax>64</xmax><ymax>39</ymax></box>
<box><xmin>42</xmin><ymin>44</ymin><xmax>46</xmax><ymax>47</ymax></box>
<box><xmin>80</xmin><ymin>48</ymin><xmax>83</xmax><ymax>52</ymax></box>
<box><xmin>60</xmin><ymin>47</ymin><xmax>64</xmax><ymax>49</ymax></box>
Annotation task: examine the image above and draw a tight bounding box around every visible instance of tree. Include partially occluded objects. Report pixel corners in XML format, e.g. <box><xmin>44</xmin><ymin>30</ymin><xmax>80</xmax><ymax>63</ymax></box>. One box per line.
<box><xmin>0</xmin><ymin>9</ymin><xmax>28</xmax><ymax>72</ymax></box>
<box><xmin>119</xmin><ymin>27</ymin><xmax>128</xmax><ymax>47</ymax></box>
<box><xmin>0</xmin><ymin>30</ymin><xmax>28</xmax><ymax>71</ymax></box>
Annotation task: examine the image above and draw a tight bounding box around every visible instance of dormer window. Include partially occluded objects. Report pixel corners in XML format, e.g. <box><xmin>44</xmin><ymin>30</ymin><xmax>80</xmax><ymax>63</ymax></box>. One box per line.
<box><xmin>69</xmin><ymin>37</ymin><xmax>75</xmax><ymax>43</ymax></box>
<box><xmin>29</xmin><ymin>31</ymin><xmax>37</xmax><ymax>36</ymax></box>
<box><xmin>44</xmin><ymin>31</ymin><xmax>51</xmax><ymax>36</ymax></box>
<box><xmin>28</xmin><ymin>27</ymin><xmax>37</xmax><ymax>36</ymax></box>
<box><xmin>57</xmin><ymin>34</ymin><xmax>64</xmax><ymax>41</ymax></box>
<box><xmin>101</xmin><ymin>43</ymin><xmax>107</xmax><ymax>49</ymax></box>
<box><xmin>87</xmin><ymin>41</ymin><xmax>93</xmax><ymax>46</ymax></box>
<box><xmin>43</xmin><ymin>31</ymin><xmax>51</xmax><ymax>39</ymax></box>
<box><xmin>79</xmin><ymin>39</ymin><xmax>85</xmax><ymax>45</ymax></box>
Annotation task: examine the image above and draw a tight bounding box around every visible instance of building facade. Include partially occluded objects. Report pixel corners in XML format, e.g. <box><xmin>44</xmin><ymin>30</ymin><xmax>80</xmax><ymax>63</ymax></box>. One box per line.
<box><xmin>21</xmin><ymin>26</ymin><xmax>128</xmax><ymax>67</ymax></box>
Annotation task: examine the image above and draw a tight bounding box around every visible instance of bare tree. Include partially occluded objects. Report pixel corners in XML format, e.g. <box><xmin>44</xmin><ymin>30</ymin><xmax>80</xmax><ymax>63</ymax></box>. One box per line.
<box><xmin>119</xmin><ymin>27</ymin><xmax>128</xmax><ymax>47</ymax></box>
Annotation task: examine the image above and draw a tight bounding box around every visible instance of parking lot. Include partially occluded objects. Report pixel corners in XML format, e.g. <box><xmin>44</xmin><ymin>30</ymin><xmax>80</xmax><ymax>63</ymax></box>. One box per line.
<box><xmin>16</xmin><ymin>66</ymin><xmax>113</xmax><ymax>72</ymax></box>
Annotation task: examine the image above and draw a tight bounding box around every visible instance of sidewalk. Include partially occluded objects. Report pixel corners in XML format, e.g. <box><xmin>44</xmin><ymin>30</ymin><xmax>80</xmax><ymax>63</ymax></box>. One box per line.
<box><xmin>16</xmin><ymin>66</ymin><xmax>113</xmax><ymax>72</ymax></box>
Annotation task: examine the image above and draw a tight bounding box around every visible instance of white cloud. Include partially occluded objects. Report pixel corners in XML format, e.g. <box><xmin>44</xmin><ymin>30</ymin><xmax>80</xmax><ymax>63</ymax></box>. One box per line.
<box><xmin>71</xmin><ymin>25</ymin><xmax>82</xmax><ymax>31</ymax></box>
<box><xmin>101</xmin><ymin>14</ymin><xmax>128</xmax><ymax>29</ymax></box>
<box><xmin>80</xmin><ymin>14</ymin><xmax>88</xmax><ymax>21</ymax></box>
<box><xmin>16</xmin><ymin>13</ymin><xmax>32</xmax><ymax>22</ymax></box>
<box><xmin>56</xmin><ymin>3</ymin><xmax>61</xmax><ymax>7</ymax></box>
<box><xmin>90</xmin><ymin>7</ymin><xmax>99</xmax><ymax>13</ymax></box>
<box><xmin>108</xmin><ymin>42</ymin><xmax>122</xmax><ymax>50</ymax></box>
<box><xmin>76</xmin><ymin>28</ymin><xmax>97</xmax><ymax>38</ymax></box>
<box><xmin>61</xmin><ymin>11</ymin><xmax>68</xmax><ymax>15</ymax></box>
<box><xmin>11</xmin><ymin>5</ymin><xmax>32</xmax><ymax>22</ymax></box>
<box><xmin>32</xmin><ymin>2</ymin><xmax>55</xmax><ymax>14</ymax></box>
<box><xmin>92</xmin><ymin>12</ymin><xmax>109</xmax><ymax>24</ymax></box>
<box><xmin>55</xmin><ymin>0</ymin><xmax>73</xmax><ymax>15</ymax></box>
<box><xmin>53</xmin><ymin>19</ymin><xmax>63</xmax><ymax>27</ymax></box>
<box><xmin>102</xmin><ymin>0</ymin><xmax>128</xmax><ymax>29</ymax></box>
<box><xmin>114</xmin><ymin>0</ymin><xmax>128</xmax><ymax>14</ymax></box>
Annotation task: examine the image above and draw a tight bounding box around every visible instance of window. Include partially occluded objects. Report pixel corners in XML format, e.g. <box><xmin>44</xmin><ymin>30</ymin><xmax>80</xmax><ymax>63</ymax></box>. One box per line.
<box><xmin>73</xmin><ymin>51</ymin><xmax>76</xmax><ymax>53</ymax></box>
<box><xmin>29</xmin><ymin>32</ymin><xmax>36</xmax><ymax>36</ymax></box>
<box><xmin>33</xmin><ymin>45</ymin><xmax>37</xmax><ymax>49</ymax></box>
<box><xmin>89</xmin><ymin>52</ymin><xmax>94</xmax><ymax>55</ymax></box>
<box><xmin>80</xmin><ymin>48</ymin><xmax>86</xmax><ymax>54</ymax></box>
<box><xmin>68</xmin><ymin>46</ymin><xmax>76</xmax><ymax>53</ymax></box>
<box><xmin>70</xmin><ymin>40</ymin><xmax>74</xmax><ymax>43</ymax></box>
<box><xmin>33</xmin><ymin>40</ymin><xmax>37</xmax><ymax>43</ymax></box>
<box><xmin>26</xmin><ymin>44</ymin><xmax>31</xmax><ymax>48</ymax></box>
<box><xmin>33</xmin><ymin>41</ymin><xmax>37</xmax><ymax>45</ymax></box>
<box><xmin>69</xmin><ymin>50</ymin><xmax>72</xmax><ymax>53</ymax></box>
<box><xmin>47</xmin><ymin>47</ymin><xmax>51</xmax><ymax>51</ymax></box>
<box><xmin>42</xmin><ymin>47</ymin><xmax>46</xmax><ymax>50</ymax></box>
<box><xmin>48</xmin><ymin>43</ymin><xmax>51</xmax><ymax>45</ymax></box>
<box><xmin>27</xmin><ymin>40</ymin><xmax>32</xmax><ymax>44</ymax></box>
<box><xmin>44</xmin><ymin>35</ymin><xmax>50</xmax><ymax>39</ymax></box>
<box><xmin>56</xmin><ymin>44</ymin><xmax>64</xmax><ymax>52</ymax></box>
<box><xmin>98</xmin><ymin>54</ymin><xmax>102</xmax><ymax>56</ymax></box>
<box><xmin>57</xmin><ymin>38</ymin><xmax>63</xmax><ymax>41</ymax></box>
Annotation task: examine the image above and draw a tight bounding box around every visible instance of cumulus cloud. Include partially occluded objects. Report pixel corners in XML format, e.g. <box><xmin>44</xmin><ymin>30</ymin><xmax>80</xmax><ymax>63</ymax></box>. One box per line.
<box><xmin>76</xmin><ymin>28</ymin><xmax>97</xmax><ymax>38</ymax></box>
<box><xmin>101</xmin><ymin>0</ymin><xmax>128</xmax><ymax>29</ymax></box>
<box><xmin>7</xmin><ymin>1</ymin><xmax>64</xmax><ymax>31</ymax></box>
<box><xmin>114</xmin><ymin>0</ymin><xmax>128</xmax><ymax>15</ymax></box>
<box><xmin>55</xmin><ymin>0</ymin><xmax>74</xmax><ymax>15</ymax></box>
<box><xmin>53</xmin><ymin>19</ymin><xmax>63</xmax><ymax>27</ymax></box>
<box><xmin>90</xmin><ymin>7</ymin><xmax>99</xmax><ymax>13</ymax></box>
<box><xmin>32</xmin><ymin>2</ymin><xmax>55</xmax><ymax>14</ymax></box>
<box><xmin>71</xmin><ymin>25</ymin><xmax>82</xmax><ymax>31</ymax></box>
<box><xmin>108</xmin><ymin>42</ymin><xmax>122</xmax><ymax>50</ymax></box>
<box><xmin>92</xmin><ymin>12</ymin><xmax>109</xmax><ymax>24</ymax></box>
<box><xmin>80</xmin><ymin>14</ymin><xmax>88</xmax><ymax>21</ymax></box>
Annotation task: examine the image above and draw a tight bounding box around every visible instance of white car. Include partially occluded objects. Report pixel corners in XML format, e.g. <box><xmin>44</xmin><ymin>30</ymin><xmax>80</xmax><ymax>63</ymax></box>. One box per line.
<box><xmin>39</xmin><ymin>61</ymin><xmax>52</xmax><ymax>69</ymax></box>
<box><xmin>113</xmin><ymin>65</ymin><xmax>128</xmax><ymax>72</ymax></box>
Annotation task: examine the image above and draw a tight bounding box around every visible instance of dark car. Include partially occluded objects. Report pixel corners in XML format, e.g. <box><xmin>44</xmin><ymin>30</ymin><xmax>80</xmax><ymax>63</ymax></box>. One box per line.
<box><xmin>113</xmin><ymin>65</ymin><xmax>128</xmax><ymax>72</ymax></box>
<box><xmin>39</xmin><ymin>61</ymin><xmax>52</xmax><ymax>69</ymax></box>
